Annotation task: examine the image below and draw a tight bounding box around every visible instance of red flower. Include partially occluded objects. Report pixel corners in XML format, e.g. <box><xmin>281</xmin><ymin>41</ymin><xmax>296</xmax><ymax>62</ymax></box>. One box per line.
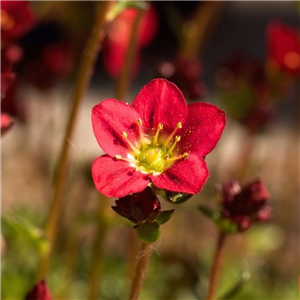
<box><xmin>92</xmin><ymin>79</ymin><xmax>226</xmax><ymax>198</ymax></box>
<box><xmin>221</xmin><ymin>179</ymin><xmax>271</xmax><ymax>231</ymax></box>
<box><xmin>0</xmin><ymin>112</ymin><xmax>13</xmax><ymax>136</ymax></box>
<box><xmin>267</xmin><ymin>21</ymin><xmax>300</xmax><ymax>76</ymax></box>
<box><xmin>1</xmin><ymin>0</ymin><xmax>36</xmax><ymax>46</ymax></box>
<box><xmin>102</xmin><ymin>4</ymin><xmax>159</xmax><ymax>79</ymax></box>
<box><xmin>25</xmin><ymin>280</ymin><xmax>52</xmax><ymax>300</ymax></box>
<box><xmin>112</xmin><ymin>187</ymin><xmax>161</xmax><ymax>223</ymax></box>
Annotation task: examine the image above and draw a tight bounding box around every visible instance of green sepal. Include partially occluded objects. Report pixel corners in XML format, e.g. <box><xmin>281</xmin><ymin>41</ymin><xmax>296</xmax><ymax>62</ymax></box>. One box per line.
<box><xmin>216</xmin><ymin>218</ymin><xmax>239</xmax><ymax>234</ymax></box>
<box><xmin>199</xmin><ymin>205</ymin><xmax>221</xmax><ymax>221</ymax></box>
<box><xmin>164</xmin><ymin>191</ymin><xmax>193</xmax><ymax>204</ymax></box>
<box><xmin>136</xmin><ymin>222</ymin><xmax>161</xmax><ymax>244</ymax></box>
<box><xmin>156</xmin><ymin>210</ymin><xmax>175</xmax><ymax>225</ymax></box>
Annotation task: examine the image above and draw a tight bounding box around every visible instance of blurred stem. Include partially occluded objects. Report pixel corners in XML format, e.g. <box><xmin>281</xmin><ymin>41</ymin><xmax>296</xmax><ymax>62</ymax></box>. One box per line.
<box><xmin>180</xmin><ymin>1</ymin><xmax>223</xmax><ymax>58</ymax></box>
<box><xmin>36</xmin><ymin>1</ymin><xmax>111</xmax><ymax>281</ymax></box>
<box><xmin>206</xmin><ymin>231</ymin><xmax>227</xmax><ymax>300</ymax></box>
<box><xmin>114</xmin><ymin>6</ymin><xmax>145</xmax><ymax>100</ymax></box>
<box><xmin>87</xmin><ymin>195</ymin><xmax>110</xmax><ymax>300</ymax></box>
<box><xmin>128</xmin><ymin>242</ymin><xmax>152</xmax><ymax>300</ymax></box>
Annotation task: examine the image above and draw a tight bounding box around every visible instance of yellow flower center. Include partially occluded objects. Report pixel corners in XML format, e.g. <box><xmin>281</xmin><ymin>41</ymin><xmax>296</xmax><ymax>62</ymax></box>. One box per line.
<box><xmin>116</xmin><ymin>120</ymin><xmax>189</xmax><ymax>175</ymax></box>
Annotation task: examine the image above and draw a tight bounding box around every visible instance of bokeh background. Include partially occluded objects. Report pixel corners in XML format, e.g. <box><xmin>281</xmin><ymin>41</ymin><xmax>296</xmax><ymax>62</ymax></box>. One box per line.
<box><xmin>1</xmin><ymin>1</ymin><xmax>299</xmax><ymax>299</ymax></box>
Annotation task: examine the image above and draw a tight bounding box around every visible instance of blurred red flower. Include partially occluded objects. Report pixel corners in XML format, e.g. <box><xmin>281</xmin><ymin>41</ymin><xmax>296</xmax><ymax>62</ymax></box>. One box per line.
<box><xmin>221</xmin><ymin>179</ymin><xmax>271</xmax><ymax>232</ymax></box>
<box><xmin>24</xmin><ymin>280</ymin><xmax>52</xmax><ymax>300</ymax></box>
<box><xmin>0</xmin><ymin>112</ymin><xmax>13</xmax><ymax>136</ymax></box>
<box><xmin>102</xmin><ymin>4</ymin><xmax>159</xmax><ymax>79</ymax></box>
<box><xmin>1</xmin><ymin>0</ymin><xmax>36</xmax><ymax>46</ymax></box>
<box><xmin>92</xmin><ymin>78</ymin><xmax>226</xmax><ymax>198</ymax></box>
<box><xmin>267</xmin><ymin>21</ymin><xmax>300</xmax><ymax>76</ymax></box>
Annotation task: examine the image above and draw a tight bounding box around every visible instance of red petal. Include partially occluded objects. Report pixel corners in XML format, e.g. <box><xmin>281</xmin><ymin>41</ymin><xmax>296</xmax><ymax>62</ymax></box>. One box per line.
<box><xmin>92</xmin><ymin>99</ymin><xmax>141</xmax><ymax>157</ymax></box>
<box><xmin>180</xmin><ymin>102</ymin><xmax>226</xmax><ymax>156</ymax></box>
<box><xmin>132</xmin><ymin>79</ymin><xmax>187</xmax><ymax>130</ymax></box>
<box><xmin>92</xmin><ymin>155</ymin><xmax>150</xmax><ymax>198</ymax></box>
<box><xmin>1</xmin><ymin>113</ymin><xmax>13</xmax><ymax>136</ymax></box>
<box><xmin>151</xmin><ymin>154</ymin><xmax>209</xmax><ymax>194</ymax></box>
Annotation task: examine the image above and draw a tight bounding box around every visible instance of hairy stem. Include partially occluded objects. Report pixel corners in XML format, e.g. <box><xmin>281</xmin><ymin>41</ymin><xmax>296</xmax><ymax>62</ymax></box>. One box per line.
<box><xmin>128</xmin><ymin>242</ymin><xmax>152</xmax><ymax>300</ymax></box>
<box><xmin>87</xmin><ymin>196</ymin><xmax>110</xmax><ymax>300</ymax></box>
<box><xmin>36</xmin><ymin>1</ymin><xmax>111</xmax><ymax>281</ymax></box>
<box><xmin>206</xmin><ymin>231</ymin><xmax>227</xmax><ymax>300</ymax></box>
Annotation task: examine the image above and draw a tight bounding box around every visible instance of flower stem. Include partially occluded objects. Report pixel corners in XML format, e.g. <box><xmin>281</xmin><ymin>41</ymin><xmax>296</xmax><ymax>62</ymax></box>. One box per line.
<box><xmin>115</xmin><ymin>7</ymin><xmax>145</xmax><ymax>100</ymax></box>
<box><xmin>128</xmin><ymin>242</ymin><xmax>152</xmax><ymax>300</ymax></box>
<box><xmin>87</xmin><ymin>195</ymin><xmax>110</xmax><ymax>300</ymax></box>
<box><xmin>36</xmin><ymin>1</ymin><xmax>111</xmax><ymax>281</ymax></box>
<box><xmin>206</xmin><ymin>231</ymin><xmax>227</xmax><ymax>300</ymax></box>
<box><xmin>180</xmin><ymin>1</ymin><xmax>223</xmax><ymax>58</ymax></box>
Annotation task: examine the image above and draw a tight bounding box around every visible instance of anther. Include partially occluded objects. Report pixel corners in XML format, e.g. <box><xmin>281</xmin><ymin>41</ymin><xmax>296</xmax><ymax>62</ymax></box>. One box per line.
<box><xmin>163</xmin><ymin>122</ymin><xmax>182</xmax><ymax>148</ymax></box>
<box><xmin>168</xmin><ymin>135</ymin><xmax>181</xmax><ymax>154</ymax></box>
<box><xmin>136</xmin><ymin>118</ymin><xmax>146</xmax><ymax>146</ymax></box>
<box><xmin>122</xmin><ymin>131</ymin><xmax>140</xmax><ymax>155</ymax></box>
<box><xmin>152</xmin><ymin>123</ymin><xmax>163</xmax><ymax>146</ymax></box>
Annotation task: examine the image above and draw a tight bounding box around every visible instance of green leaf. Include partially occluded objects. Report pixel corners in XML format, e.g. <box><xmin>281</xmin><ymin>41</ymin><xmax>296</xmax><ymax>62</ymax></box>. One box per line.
<box><xmin>156</xmin><ymin>210</ymin><xmax>175</xmax><ymax>225</ymax></box>
<box><xmin>219</xmin><ymin>272</ymin><xmax>251</xmax><ymax>299</ymax></box>
<box><xmin>136</xmin><ymin>222</ymin><xmax>161</xmax><ymax>244</ymax></box>
<box><xmin>199</xmin><ymin>205</ymin><xmax>221</xmax><ymax>221</ymax></box>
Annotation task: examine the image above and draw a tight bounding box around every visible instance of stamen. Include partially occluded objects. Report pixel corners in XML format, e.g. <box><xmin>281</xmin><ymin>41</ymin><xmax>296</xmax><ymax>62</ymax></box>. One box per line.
<box><xmin>152</xmin><ymin>123</ymin><xmax>163</xmax><ymax>146</ymax></box>
<box><xmin>168</xmin><ymin>135</ymin><xmax>181</xmax><ymax>154</ymax></box>
<box><xmin>136</xmin><ymin>118</ymin><xmax>146</xmax><ymax>146</ymax></box>
<box><xmin>122</xmin><ymin>131</ymin><xmax>140</xmax><ymax>155</ymax></box>
<box><xmin>167</xmin><ymin>152</ymin><xmax>189</xmax><ymax>163</ymax></box>
<box><xmin>163</xmin><ymin>122</ymin><xmax>182</xmax><ymax>148</ymax></box>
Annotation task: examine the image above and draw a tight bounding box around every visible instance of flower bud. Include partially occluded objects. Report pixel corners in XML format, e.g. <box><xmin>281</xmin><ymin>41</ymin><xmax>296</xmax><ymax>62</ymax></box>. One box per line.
<box><xmin>25</xmin><ymin>280</ymin><xmax>52</xmax><ymax>300</ymax></box>
<box><xmin>112</xmin><ymin>187</ymin><xmax>161</xmax><ymax>224</ymax></box>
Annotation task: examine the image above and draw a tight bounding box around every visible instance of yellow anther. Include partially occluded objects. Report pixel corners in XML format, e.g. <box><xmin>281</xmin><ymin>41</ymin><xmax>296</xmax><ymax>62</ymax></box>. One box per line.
<box><xmin>122</xmin><ymin>131</ymin><xmax>140</xmax><ymax>155</ymax></box>
<box><xmin>168</xmin><ymin>135</ymin><xmax>181</xmax><ymax>154</ymax></box>
<box><xmin>136</xmin><ymin>118</ymin><xmax>147</xmax><ymax>146</ymax></box>
<box><xmin>115</xmin><ymin>155</ymin><xmax>122</xmax><ymax>160</ymax></box>
<box><xmin>152</xmin><ymin>123</ymin><xmax>163</xmax><ymax>146</ymax></box>
<box><xmin>163</xmin><ymin>123</ymin><xmax>182</xmax><ymax>148</ymax></box>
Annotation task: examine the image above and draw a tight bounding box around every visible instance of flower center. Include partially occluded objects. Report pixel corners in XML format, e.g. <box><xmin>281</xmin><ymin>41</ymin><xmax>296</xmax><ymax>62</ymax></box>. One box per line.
<box><xmin>1</xmin><ymin>10</ymin><xmax>15</xmax><ymax>31</ymax></box>
<box><xmin>116</xmin><ymin>119</ymin><xmax>189</xmax><ymax>175</ymax></box>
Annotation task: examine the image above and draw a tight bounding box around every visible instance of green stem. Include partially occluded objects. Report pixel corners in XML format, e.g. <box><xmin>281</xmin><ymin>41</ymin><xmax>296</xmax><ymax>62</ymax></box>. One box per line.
<box><xmin>206</xmin><ymin>231</ymin><xmax>227</xmax><ymax>300</ymax></box>
<box><xmin>180</xmin><ymin>1</ymin><xmax>223</xmax><ymax>58</ymax></box>
<box><xmin>115</xmin><ymin>7</ymin><xmax>145</xmax><ymax>100</ymax></box>
<box><xmin>87</xmin><ymin>196</ymin><xmax>110</xmax><ymax>300</ymax></box>
<box><xmin>36</xmin><ymin>1</ymin><xmax>111</xmax><ymax>281</ymax></box>
<box><xmin>128</xmin><ymin>242</ymin><xmax>152</xmax><ymax>300</ymax></box>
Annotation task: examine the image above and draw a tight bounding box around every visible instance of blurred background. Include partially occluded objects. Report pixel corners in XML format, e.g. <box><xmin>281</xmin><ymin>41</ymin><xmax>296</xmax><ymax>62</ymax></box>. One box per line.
<box><xmin>1</xmin><ymin>1</ymin><xmax>299</xmax><ymax>299</ymax></box>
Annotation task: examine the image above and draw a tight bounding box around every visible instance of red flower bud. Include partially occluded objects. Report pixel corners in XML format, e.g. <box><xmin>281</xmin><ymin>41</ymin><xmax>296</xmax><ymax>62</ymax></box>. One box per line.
<box><xmin>25</xmin><ymin>280</ymin><xmax>52</xmax><ymax>300</ymax></box>
<box><xmin>221</xmin><ymin>179</ymin><xmax>271</xmax><ymax>232</ymax></box>
<box><xmin>112</xmin><ymin>187</ymin><xmax>161</xmax><ymax>224</ymax></box>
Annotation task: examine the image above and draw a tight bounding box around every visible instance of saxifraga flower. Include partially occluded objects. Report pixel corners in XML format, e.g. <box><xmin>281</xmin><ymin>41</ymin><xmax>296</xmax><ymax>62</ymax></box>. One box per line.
<box><xmin>92</xmin><ymin>79</ymin><xmax>226</xmax><ymax>198</ymax></box>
